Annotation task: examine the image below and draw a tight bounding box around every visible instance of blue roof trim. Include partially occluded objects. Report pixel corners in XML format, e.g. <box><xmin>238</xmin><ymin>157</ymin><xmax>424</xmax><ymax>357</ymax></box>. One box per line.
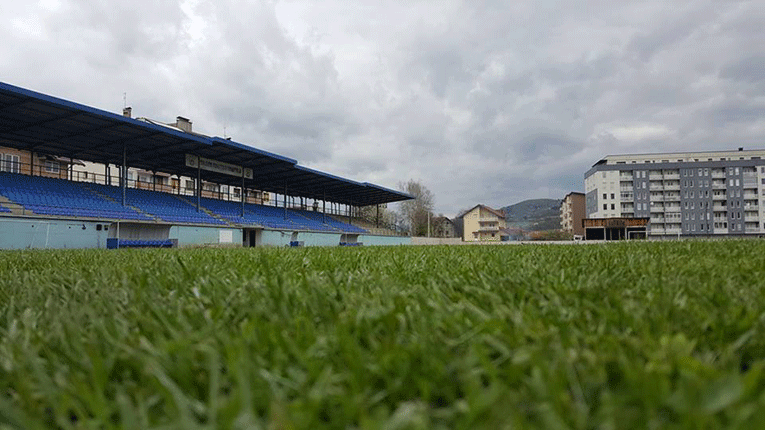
<box><xmin>0</xmin><ymin>81</ymin><xmax>212</xmax><ymax>146</ymax></box>
<box><xmin>209</xmin><ymin>136</ymin><xmax>297</xmax><ymax>164</ymax></box>
<box><xmin>295</xmin><ymin>165</ymin><xmax>365</xmax><ymax>186</ymax></box>
<box><xmin>362</xmin><ymin>182</ymin><xmax>414</xmax><ymax>199</ymax></box>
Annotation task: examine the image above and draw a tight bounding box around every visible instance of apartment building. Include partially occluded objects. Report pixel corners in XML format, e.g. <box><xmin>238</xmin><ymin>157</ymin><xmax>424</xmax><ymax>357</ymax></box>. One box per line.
<box><xmin>585</xmin><ymin>149</ymin><xmax>765</xmax><ymax>237</ymax></box>
<box><xmin>560</xmin><ymin>192</ymin><xmax>585</xmax><ymax>236</ymax></box>
<box><xmin>459</xmin><ymin>204</ymin><xmax>507</xmax><ymax>241</ymax></box>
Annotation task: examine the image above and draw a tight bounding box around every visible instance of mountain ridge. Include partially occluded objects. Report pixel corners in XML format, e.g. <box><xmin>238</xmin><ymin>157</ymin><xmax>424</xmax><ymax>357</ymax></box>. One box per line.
<box><xmin>501</xmin><ymin>198</ymin><xmax>561</xmax><ymax>231</ymax></box>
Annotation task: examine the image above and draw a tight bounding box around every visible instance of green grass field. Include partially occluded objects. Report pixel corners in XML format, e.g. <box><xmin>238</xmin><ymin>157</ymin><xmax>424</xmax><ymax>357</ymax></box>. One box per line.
<box><xmin>2</xmin><ymin>242</ymin><xmax>765</xmax><ymax>429</ymax></box>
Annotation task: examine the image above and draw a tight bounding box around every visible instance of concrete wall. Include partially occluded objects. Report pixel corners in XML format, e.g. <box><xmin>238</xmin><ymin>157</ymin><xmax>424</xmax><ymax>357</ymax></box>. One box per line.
<box><xmin>411</xmin><ymin>237</ymin><xmax>462</xmax><ymax>245</ymax></box>
<box><xmin>169</xmin><ymin>225</ymin><xmax>242</xmax><ymax>247</ymax></box>
<box><xmin>0</xmin><ymin>217</ymin><xmax>110</xmax><ymax>249</ymax></box>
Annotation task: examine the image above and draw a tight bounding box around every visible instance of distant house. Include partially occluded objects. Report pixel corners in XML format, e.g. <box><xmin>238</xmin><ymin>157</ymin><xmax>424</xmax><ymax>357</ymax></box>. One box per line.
<box><xmin>499</xmin><ymin>227</ymin><xmax>526</xmax><ymax>241</ymax></box>
<box><xmin>458</xmin><ymin>204</ymin><xmax>507</xmax><ymax>241</ymax></box>
<box><xmin>431</xmin><ymin>216</ymin><xmax>456</xmax><ymax>238</ymax></box>
<box><xmin>560</xmin><ymin>192</ymin><xmax>585</xmax><ymax>236</ymax></box>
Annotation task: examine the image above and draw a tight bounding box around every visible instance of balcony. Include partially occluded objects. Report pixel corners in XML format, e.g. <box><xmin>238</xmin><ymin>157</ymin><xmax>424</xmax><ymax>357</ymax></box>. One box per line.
<box><xmin>478</xmin><ymin>218</ymin><xmax>499</xmax><ymax>222</ymax></box>
<box><xmin>649</xmin><ymin>174</ymin><xmax>663</xmax><ymax>180</ymax></box>
<box><xmin>714</xmin><ymin>228</ymin><xmax>728</xmax><ymax>234</ymax></box>
<box><xmin>745</xmin><ymin>214</ymin><xmax>759</xmax><ymax>222</ymax></box>
<box><xmin>620</xmin><ymin>174</ymin><xmax>634</xmax><ymax>181</ymax></box>
<box><xmin>713</xmin><ymin>204</ymin><xmax>727</xmax><ymax>212</ymax></box>
<box><xmin>477</xmin><ymin>225</ymin><xmax>500</xmax><ymax>232</ymax></box>
<box><xmin>665</xmin><ymin>206</ymin><xmax>681</xmax><ymax>212</ymax></box>
<box><xmin>712</xmin><ymin>193</ymin><xmax>726</xmax><ymax>200</ymax></box>
<box><xmin>620</xmin><ymin>186</ymin><xmax>634</xmax><ymax>192</ymax></box>
<box><xmin>665</xmin><ymin>195</ymin><xmax>681</xmax><ymax>202</ymax></box>
<box><xmin>650</xmin><ymin>205</ymin><xmax>665</xmax><ymax>213</ymax></box>
<box><xmin>650</xmin><ymin>217</ymin><xmax>665</xmax><ymax>224</ymax></box>
<box><xmin>664</xmin><ymin>183</ymin><xmax>680</xmax><ymax>191</ymax></box>
<box><xmin>712</xmin><ymin>182</ymin><xmax>726</xmax><ymax>189</ymax></box>
<box><xmin>744</xmin><ymin>192</ymin><xmax>758</xmax><ymax>200</ymax></box>
<box><xmin>712</xmin><ymin>170</ymin><xmax>725</xmax><ymax>178</ymax></box>
<box><xmin>665</xmin><ymin>228</ymin><xmax>681</xmax><ymax>235</ymax></box>
<box><xmin>650</xmin><ymin>228</ymin><xmax>666</xmax><ymax>235</ymax></box>
<box><xmin>649</xmin><ymin>184</ymin><xmax>664</xmax><ymax>191</ymax></box>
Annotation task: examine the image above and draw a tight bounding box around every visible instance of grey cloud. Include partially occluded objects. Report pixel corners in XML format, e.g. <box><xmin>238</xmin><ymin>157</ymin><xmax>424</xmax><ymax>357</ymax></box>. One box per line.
<box><xmin>1</xmin><ymin>0</ymin><xmax>764</xmax><ymax>215</ymax></box>
<box><xmin>720</xmin><ymin>56</ymin><xmax>765</xmax><ymax>83</ymax></box>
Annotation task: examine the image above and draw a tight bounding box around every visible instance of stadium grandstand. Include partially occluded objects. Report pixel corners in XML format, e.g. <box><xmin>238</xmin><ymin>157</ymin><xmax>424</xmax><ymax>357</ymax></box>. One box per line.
<box><xmin>0</xmin><ymin>81</ymin><xmax>412</xmax><ymax>249</ymax></box>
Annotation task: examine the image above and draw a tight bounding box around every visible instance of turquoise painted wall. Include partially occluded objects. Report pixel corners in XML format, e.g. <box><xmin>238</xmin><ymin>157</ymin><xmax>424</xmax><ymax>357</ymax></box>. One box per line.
<box><xmin>0</xmin><ymin>217</ymin><xmax>409</xmax><ymax>249</ymax></box>
<box><xmin>257</xmin><ymin>230</ymin><xmax>409</xmax><ymax>247</ymax></box>
<box><xmin>258</xmin><ymin>230</ymin><xmax>295</xmax><ymax>247</ymax></box>
<box><xmin>359</xmin><ymin>235</ymin><xmax>411</xmax><ymax>246</ymax></box>
<box><xmin>299</xmin><ymin>231</ymin><xmax>343</xmax><ymax>246</ymax></box>
<box><xmin>258</xmin><ymin>230</ymin><xmax>343</xmax><ymax>247</ymax></box>
<box><xmin>0</xmin><ymin>217</ymin><xmax>110</xmax><ymax>249</ymax></box>
<box><xmin>169</xmin><ymin>226</ymin><xmax>242</xmax><ymax>247</ymax></box>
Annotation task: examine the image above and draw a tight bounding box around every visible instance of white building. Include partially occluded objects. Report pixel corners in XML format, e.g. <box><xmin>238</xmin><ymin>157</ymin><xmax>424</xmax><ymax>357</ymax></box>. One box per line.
<box><xmin>585</xmin><ymin>149</ymin><xmax>765</xmax><ymax>237</ymax></box>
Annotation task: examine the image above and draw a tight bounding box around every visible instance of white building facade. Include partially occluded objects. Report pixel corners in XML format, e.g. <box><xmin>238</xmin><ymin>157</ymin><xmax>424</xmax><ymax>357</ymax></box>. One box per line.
<box><xmin>585</xmin><ymin>149</ymin><xmax>765</xmax><ymax>237</ymax></box>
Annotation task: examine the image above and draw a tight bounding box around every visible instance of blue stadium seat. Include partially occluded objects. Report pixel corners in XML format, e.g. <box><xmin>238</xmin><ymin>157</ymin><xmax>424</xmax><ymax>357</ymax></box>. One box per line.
<box><xmin>0</xmin><ymin>172</ymin><xmax>151</xmax><ymax>221</ymax></box>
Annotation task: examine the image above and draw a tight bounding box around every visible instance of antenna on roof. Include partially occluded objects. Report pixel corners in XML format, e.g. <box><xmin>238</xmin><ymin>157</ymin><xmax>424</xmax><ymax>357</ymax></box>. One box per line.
<box><xmin>123</xmin><ymin>92</ymin><xmax>127</xmax><ymax>108</ymax></box>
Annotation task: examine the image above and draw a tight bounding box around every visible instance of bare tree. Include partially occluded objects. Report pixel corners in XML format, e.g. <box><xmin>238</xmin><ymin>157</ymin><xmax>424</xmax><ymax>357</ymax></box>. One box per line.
<box><xmin>397</xmin><ymin>179</ymin><xmax>435</xmax><ymax>236</ymax></box>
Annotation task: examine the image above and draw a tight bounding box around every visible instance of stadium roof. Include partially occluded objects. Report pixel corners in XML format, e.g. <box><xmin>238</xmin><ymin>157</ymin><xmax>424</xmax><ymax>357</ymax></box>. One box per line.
<box><xmin>0</xmin><ymin>81</ymin><xmax>412</xmax><ymax>206</ymax></box>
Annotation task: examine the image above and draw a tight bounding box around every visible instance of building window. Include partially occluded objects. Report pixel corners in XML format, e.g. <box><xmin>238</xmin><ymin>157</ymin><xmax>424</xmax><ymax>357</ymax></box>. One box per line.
<box><xmin>611</xmin><ymin>193</ymin><xmax>615</xmax><ymax>199</ymax></box>
<box><xmin>603</xmin><ymin>204</ymin><xmax>607</xmax><ymax>210</ymax></box>
<box><xmin>1</xmin><ymin>154</ymin><xmax>20</xmax><ymax>173</ymax></box>
<box><xmin>603</xmin><ymin>193</ymin><xmax>607</xmax><ymax>199</ymax></box>
<box><xmin>44</xmin><ymin>160</ymin><xmax>60</xmax><ymax>173</ymax></box>
<box><xmin>611</xmin><ymin>204</ymin><xmax>615</xmax><ymax>210</ymax></box>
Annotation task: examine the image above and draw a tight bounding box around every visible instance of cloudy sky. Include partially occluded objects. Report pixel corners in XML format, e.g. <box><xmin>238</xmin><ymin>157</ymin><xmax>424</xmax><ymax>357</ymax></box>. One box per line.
<box><xmin>2</xmin><ymin>0</ymin><xmax>764</xmax><ymax>215</ymax></box>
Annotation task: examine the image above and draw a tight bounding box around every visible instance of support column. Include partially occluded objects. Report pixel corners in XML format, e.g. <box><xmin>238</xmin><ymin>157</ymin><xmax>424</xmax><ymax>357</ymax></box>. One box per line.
<box><xmin>196</xmin><ymin>159</ymin><xmax>201</xmax><ymax>212</ymax></box>
<box><xmin>283</xmin><ymin>184</ymin><xmax>288</xmax><ymax>220</ymax></box>
<box><xmin>105</xmin><ymin>164</ymin><xmax>109</xmax><ymax>186</ymax></box>
<box><xmin>376</xmin><ymin>204</ymin><xmax>380</xmax><ymax>228</ymax></box>
<box><xmin>323</xmin><ymin>190</ymin><xmax>326</xmax><ymax>224</ymax></box>
<box><xmin>241</xmin><ymin>170</ymin><xmax>245</xmax><ymax>218</ymax></box>
<box><xmin>348</xmin><ymin>203</ymin><xmax>352</xmax><ymax>226</ymax></box>
<box><xmin>121</xmin><ymin>146</ymin><xmax>126</xmax><ymax>206</ymax></box>
<box><xmin>30</xmin><ymin>152</ymin><xmax>35</xmax><ymax>177</ymax></box>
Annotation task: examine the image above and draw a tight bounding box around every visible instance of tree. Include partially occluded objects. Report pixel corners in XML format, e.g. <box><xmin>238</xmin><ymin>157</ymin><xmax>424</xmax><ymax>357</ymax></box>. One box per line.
<box><xmin>357</xmin><ymin>204</ymin><xmax>397</xmax><ymax>230</ymax></box>
<box><xmin>397</xmin><ymin>179</ymin><xmax>435</xmax><ymax>236</ymax></box>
